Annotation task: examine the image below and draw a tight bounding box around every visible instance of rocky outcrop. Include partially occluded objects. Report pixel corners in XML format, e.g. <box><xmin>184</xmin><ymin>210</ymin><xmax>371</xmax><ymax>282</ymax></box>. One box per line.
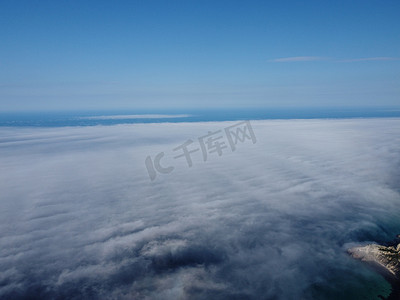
<box><xmin>348</xmin><ymin>238</ymin><xmax>400</xmax><ymax>278</ymax></box>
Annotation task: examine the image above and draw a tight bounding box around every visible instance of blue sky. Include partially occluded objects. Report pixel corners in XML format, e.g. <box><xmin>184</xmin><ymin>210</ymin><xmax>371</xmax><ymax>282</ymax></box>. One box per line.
<box><xmin>1</xmin><ymin>0</ymin><xmax>399</xmax><ymax>111</ymax></box>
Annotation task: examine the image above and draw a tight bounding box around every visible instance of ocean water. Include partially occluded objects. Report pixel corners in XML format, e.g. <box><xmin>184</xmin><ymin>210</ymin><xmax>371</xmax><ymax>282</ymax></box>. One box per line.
<box><xmin>1</xmin><ymin>107</ymin><xmax>400</xmax><ymax>127</ymax></box>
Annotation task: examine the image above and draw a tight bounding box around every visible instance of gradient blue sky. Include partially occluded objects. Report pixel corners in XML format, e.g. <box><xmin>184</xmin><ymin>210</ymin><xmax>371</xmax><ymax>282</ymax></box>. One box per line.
<box><xmin>1</xmin><ymin>0</ymin><xmax>399</xmax><ymax>111</ymax></box>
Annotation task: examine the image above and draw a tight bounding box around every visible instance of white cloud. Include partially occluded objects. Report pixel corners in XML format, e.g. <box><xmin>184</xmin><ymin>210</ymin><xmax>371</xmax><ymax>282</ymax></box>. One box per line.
<box><xmin>270</xmin><ymin>56</ymin><xmax>327</xmax><ymax>62</ymax></box>
<box><xmin>0</xmin><ymin>119</ymin><xmax>399</xmax><ymax>299</ymax></box>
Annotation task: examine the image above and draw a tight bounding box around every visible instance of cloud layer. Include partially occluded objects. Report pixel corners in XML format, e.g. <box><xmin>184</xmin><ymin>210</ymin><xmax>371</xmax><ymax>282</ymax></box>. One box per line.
<box><xmin>0</xmin><ymin>119</ymin><xmax>400</xmax><ymax>299</ymax></box>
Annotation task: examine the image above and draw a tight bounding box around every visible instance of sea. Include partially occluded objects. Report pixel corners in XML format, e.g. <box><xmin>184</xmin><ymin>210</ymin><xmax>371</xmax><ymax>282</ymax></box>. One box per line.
<box><xmin>1</xmin><ymin>107</ymin><xmax>400</xmax><ymax>127</ymax></box>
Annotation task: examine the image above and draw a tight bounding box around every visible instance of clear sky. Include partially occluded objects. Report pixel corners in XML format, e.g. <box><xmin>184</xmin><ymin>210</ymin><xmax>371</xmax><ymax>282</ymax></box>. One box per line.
<box><xmin>1</xmin><ymin>0</ymin><xmax>399</xmax><ymax>111</ymax></box>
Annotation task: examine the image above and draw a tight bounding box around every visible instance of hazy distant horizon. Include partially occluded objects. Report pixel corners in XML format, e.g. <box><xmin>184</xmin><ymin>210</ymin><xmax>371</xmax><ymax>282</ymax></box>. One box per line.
<box><xmin>1</xmin><ymin>106</ymin><xmax>400</xmax><ymax>127</ymax></box>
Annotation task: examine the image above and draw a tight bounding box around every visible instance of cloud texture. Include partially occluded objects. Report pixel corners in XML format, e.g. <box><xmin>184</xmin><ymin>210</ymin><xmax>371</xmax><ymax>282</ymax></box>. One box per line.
<box><xmin>1</xmin><ymin>119</ymin><xmax>400</xmax><ymax>299</ymax></box>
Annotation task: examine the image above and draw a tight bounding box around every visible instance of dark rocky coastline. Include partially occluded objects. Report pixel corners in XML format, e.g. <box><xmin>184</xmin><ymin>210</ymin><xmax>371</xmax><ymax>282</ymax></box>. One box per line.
<box><xmin>348</xmin><ymin>235</ymin><xmax>400</xmax><ymax>300</ymax></box>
